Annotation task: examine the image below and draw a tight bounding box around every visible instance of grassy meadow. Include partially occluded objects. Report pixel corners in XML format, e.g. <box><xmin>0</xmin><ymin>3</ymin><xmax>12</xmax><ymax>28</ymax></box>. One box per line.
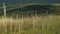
<box><xmin>0</xmin><ymin>15</ymin><xmax>60</xmax><ymax>34</ymax></box>
<box><xmin>0</xmin><ymin>4</ymin><xmax>60</xmax><ymax>34</ymax></box>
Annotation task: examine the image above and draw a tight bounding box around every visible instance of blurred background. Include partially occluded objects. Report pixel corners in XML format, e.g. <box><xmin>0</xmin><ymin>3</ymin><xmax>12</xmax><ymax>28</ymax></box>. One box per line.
<box><xmin>0</xmin><ymin>0</ymin><xmax>60</xmax><ymax>6</ymax></box>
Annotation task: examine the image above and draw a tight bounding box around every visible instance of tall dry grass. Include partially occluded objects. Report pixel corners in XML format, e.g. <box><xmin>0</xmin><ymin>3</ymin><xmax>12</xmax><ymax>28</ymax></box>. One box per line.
<box><xmin>0</xmin><ymin>15</ymin><xmax>60</xmax><ymax>34</ymax></box>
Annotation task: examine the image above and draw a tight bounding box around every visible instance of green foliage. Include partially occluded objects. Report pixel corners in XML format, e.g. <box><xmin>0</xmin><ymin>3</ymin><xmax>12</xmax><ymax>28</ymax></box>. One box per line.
<box><xmin>0</xmin><ymin>4</ymin><xmax>60</xmax><ymax>16</ymax></box>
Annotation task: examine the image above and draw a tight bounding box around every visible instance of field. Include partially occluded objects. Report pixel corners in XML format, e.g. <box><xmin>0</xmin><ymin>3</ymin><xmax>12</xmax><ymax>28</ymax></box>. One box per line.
<box><xmin>0</xmin><ymin>4</ymin><xmax>60</xmax><ymax>34</ymax></box>
<box><xmin>0</xmin><ymin>15</ymin><xmax>60</xmax><ymax>34</ymax></box>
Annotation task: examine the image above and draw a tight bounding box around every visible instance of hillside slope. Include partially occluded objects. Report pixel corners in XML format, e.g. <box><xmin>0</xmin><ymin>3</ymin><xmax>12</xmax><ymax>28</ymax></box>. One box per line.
<box><xmin>0</xmin><ymin>4</ymin><xmax>60</xmax><ymax>17</ymax></box>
